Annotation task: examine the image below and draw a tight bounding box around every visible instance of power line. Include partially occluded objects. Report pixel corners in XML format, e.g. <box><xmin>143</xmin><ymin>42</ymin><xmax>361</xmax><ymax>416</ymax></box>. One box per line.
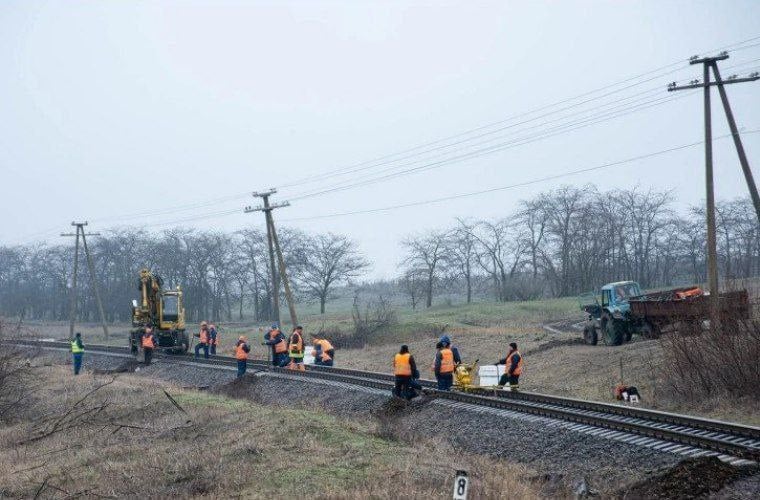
<box><xmin>281</xmin><ymin>129</ymin><xmax>760</xmax><ymax>222</ymax></box>
<box><xmin>288</xmin><ymin>90</ymin><xmax>699</xmax><ymax>202</ymax></box>
<box><xmin>275</xmin><ymin>35</ymin><xmax>760</xmax><ymax>190</ymax></box>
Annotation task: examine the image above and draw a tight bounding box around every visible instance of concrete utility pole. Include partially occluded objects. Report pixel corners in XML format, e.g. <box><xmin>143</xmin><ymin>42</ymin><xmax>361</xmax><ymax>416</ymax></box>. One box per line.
<box><xmin>668</xmin><ymin>53</ymin><xmax>760</xmax><ymax>319</ymax></box>
<box><xmin>245</xmin><ymin>190</ymin><xmax>299</xmax><ymax>329</ymax></box>
<box><xmin>61</xmin><ymin>222</ymin><xmax>109</xmax><ymax>340</ymax></box>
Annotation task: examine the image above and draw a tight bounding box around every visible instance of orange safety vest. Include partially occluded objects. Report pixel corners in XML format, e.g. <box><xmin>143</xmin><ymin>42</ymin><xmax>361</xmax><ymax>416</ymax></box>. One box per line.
<box><xmin>506</xmin><ymin>350</ymin><xmax>523</xmax><ymax>376</ymax></box>
<box><xmin>439</xmin><ymin>348</ymin><xmax>454</xmax><ymax>374</ymax></box>
<box><xmin>270</xmin><ymin>331</ymin><xmax>287</xmax><ymax>354</ymax></box>
<box><xmin>142</xmin><ymin>334</ymin><xmax>155</xmax><ymax>349</ymax></box>
<box><xmin>311</xmin><ymin>340</ymin><xmax>332</xmax><ymax>362</ymax></box>
<box><xmin>235</xmin><ymin>342</ymin><xmax>248</xmax><ymax>361</ymax></box>
<box><xmin>199</xmin><ymin>329</ymin><xmax>208</xmax><ymax>344</ymax></box>
<box><xmin>289</xmin><ymin>332</ymin><xmax>303</xmax><ymax>357</ymax></box>
<box><xmin>394</xmin><ymin>353</ymin><xmax>412</xmax><ymax>376</ymax></box>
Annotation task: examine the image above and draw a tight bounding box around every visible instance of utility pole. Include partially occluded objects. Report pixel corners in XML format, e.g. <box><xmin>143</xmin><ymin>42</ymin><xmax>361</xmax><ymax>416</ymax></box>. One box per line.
<box><xmin>245</xmin><ymin>190</ymin><xmax>299</xmax><ymax>329</ymax></box>
<box><xmin>61</xmin><ymin>222</ymin><xmax>110</xmax><ymax>340</ymax></box>
<box><xmin>250</xmin><ymin>190</ymin><xmax>281</xmax><ymax>324</ymax></box>
<box><xmin>668</xmin><ymin>53</ymin><xmax>760</xmax><ymax>319</ymax></box>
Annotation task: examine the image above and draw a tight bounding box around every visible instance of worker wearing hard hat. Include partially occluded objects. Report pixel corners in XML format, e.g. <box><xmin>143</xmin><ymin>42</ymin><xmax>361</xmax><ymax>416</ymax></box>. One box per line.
<box><xmin>194</xmin><ymin>321</ymin><xmax>210</xmax><ymax>359</ymax></box>
<box><xmin>264</xmin><ymin>324</ymin><xmax>289</xmax><ymax>367</ymax></box>
<box><xmin>287</xmin><ymin>326</ymin><xmax>306</xmax><ymax>371</ymax></box>
<box><xmin>311</xmin><ymin>334</ymin><xmax>335</xmax><ymax>367</ymax></box>
<box><xmin>439</xmin><ymin>335</ymin><xmax>461</xmax><ymax>364</ymax></box>
<box><xmin>496</xmin><ymin>342</ymin><xmax>523</xmax><ymax>391</ymax></box>
<box><xmin>235</xmin><ymin>336</ymin><xmax>251</xmax><ymax>378</ymax></box>
<box><xmin>434</xmin><ymin>341</ymin><xmax>455</xmax><ymax>390</ymax></box>
<box><xmin>393</xmin><ymin>345</ymin><xmax>420</xmax><ymax>400</ymax></box>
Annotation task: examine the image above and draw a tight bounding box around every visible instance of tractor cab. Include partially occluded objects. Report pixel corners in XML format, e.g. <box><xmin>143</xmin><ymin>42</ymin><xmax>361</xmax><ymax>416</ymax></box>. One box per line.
<box><xmin>600</xmin><ymin>281</ymin><xmax>642</xmax><ymax>317</ymax></box>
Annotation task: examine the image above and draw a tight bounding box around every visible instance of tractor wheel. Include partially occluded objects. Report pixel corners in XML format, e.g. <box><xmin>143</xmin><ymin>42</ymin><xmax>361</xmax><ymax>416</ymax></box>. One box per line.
<box><xmin>583</xmin><ymin>324</ymin><xmax>598</xmax><ymax>345</ymax></box>
<box><xmin>641</xmin><ymin>321</ymin><xmax>661</xmax><ymax>339</ymax></box>
<box><xmin>601</xmin><ymin>313</ymin><xmax>624</xmax><ymax>346</ymax></box>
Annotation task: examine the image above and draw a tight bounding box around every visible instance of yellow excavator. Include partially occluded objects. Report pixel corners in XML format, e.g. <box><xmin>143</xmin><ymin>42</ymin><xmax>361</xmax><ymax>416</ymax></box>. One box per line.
<box><xmin>129</xmin><ymin>268</ymin><xmax>188</xmax><ymax>354</ymax></box>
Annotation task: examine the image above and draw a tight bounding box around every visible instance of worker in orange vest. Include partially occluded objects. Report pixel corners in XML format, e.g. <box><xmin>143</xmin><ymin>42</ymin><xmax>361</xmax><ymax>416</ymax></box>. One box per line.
<box><xmin>235</xmin><ymin>336</ymin><xmax>251</xmax><ymax>377</ymax></box>
<box><xmin>208</xmin><ymin>323</ymin><xmax>219</xmax><ymax>355</ymax></box>
<box><xmin>311</xmin><ymin>334</ymin><xmax>335</xmax><ymax>367</ymax></box>
<box><xmin>434</xmin><ymin>341</ymin><xmax>456</xmax><ymax>390</ymax></box>
<box><xmin>496</xmin><ymin>342</ymin><xmax>523</xmax><ymax>390</ymax></box>
<box><xmin>142</xmin><ymin>326</ymin><xmax>157</xmax><ymax>366</ymax></box>
<box><xmin>393</xmin><ymin>345</ymin><xmax>419</xmax><ymax>400</ymax></box>
<box><xmin>264</xmin><ymin>324</ymin><xmax>288</xmax><ymax>367</ymax></box>
<box><xmin>194</xmin><ymin>321</ymin><xmax>210</xmax><ymax>359</ymax></box>
<box><xmin>287</xmin><ymin>326</ymin><xmax>306</xmax><ymax>371</ymax></box>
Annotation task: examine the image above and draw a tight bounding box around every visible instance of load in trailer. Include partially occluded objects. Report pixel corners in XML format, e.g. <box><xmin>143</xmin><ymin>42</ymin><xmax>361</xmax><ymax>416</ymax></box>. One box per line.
<box><xmin>130</xmin><ymin>268</ymin><xmax>189</xmax><ymax>354</ymax></box>
<box><xmin>579</xmin><ymin>281</ymin><xmax>749</xmax><ymax>346</ymax></box>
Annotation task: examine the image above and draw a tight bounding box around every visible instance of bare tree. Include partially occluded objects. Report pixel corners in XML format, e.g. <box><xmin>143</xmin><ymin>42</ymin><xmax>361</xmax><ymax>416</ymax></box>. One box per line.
<box><xmin>295</xmin><ymin>233</ymin><xmax>369</xmax><ymax>314</ymax></box>
<box><xmin>402</xmin><ymin>231</ymin><xmax>448</xmax><ymax>308</ymax></box>
<box><xmin>448</xmin><ymin>219</ymin><xmax>478</xmax><ymax>303</ymax></box>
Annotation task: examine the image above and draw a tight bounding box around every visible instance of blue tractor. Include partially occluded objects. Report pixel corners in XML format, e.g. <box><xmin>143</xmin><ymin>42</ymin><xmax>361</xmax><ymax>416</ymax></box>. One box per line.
<box><xmin>579</xmin><ymin>281</ymin><xmax>643</xmax><ymax>346</ymax></box>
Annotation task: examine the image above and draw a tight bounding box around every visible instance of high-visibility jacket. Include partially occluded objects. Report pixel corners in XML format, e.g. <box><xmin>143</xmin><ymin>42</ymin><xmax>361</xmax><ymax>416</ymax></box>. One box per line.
<box><xmin>319</xmin><ymin>339</ymin><xmax>334</xmax><ymax>353</ymax></box>
<box><xmin>142</xmin><ymin>334</ymin><xmax>155</xmax><ymax>349</ymax></box>
<box><xmin>506</xmin><ymin>350</ymin><xmax>523</xmax><ymax>376</ymax></box>
<box><xmin>439</xmin><ymin>348</ymin><xmax>455</xmax><ymax>374</ymax></box>
<box><xmin>199</xmin><ymin>329</ymin><xmax>209</xmax><ymax>344</ymax></box>
<box><xmin>311</xmin><ymin>341</ymin><xmax>332</xmax><ymax>362</ymax></box>
<box><xmin>271</xmin><ymin>332</ymin><xmax>288</xmax><ymax>354</ymax></box>
<box><xmin>71</xmin><ymin>340</ymin><xmax>84</xmax><ymax>354</ymax></box>
<box><xmin>235</xmin><ymin>342</ymin><xmax>249</xmax><ymax>361</ymax></box>
<box><xmin>394</xmin><ymin>353</ymin><xmax>412</xmax><ymax>376</ymax></box>
<box><xmin>289</xmin><ymin>332</ymin><xmax>304</xmax><ymax>358</ymax></box>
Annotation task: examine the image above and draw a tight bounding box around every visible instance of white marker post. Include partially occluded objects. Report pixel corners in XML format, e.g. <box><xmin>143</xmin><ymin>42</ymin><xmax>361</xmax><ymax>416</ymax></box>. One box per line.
<box><xmin>452</xmin><ymin>470</ymin><xmax>469</xmax><ymax>500</ymax></box>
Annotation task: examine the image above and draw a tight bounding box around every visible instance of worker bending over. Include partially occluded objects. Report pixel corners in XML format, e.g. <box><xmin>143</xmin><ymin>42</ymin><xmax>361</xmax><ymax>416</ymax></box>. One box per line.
<box><xmin>497</xmin><ymin>342</ymin><xmax>523</xmax><ymax>390</ymax></box>
<box><xmin>264</xmin><ymin>324</ymin><xmax>289</xmax><ymax>367</ymax></box>
<box><xmin>194</xmin><ymin>321</ymin><xmax>210</xmax><ymax>359</ymax></box>
<box><xmin>71</xmin><ymin>332</ymin><xmax>84</xmax><ymax>375</ymax></box>
<box><xmin>287</xmin><ymin>326</ymin><xmax>306</xmax><ymax>371</ymax></box>
<box><xmin>235</xmin><ymin>336</ymin><xmax>251</xmax><ymax>377</ymax></box>
<box><xmin>142</xmin><ymin>326</ymin><xmax>157</xmax><ymax>366</ymax></box>
<box><xmin>311</xmin><ymin>334</ymin><xmax>335</xmax><ymax>367</ymax></box>
<box><xmin>208</xmin><ymin>323</ymin><xmax>218</xmax><ymax>355</ymax></box>
<box><xmin>393</xmin><ymin>345</ymin><xmax>420</xmax><ymax>400</ymax></box>
<box><xmin>434</xmin><ymin>341</ymin><xmax>455</xmax><ymax>390</ymax></box>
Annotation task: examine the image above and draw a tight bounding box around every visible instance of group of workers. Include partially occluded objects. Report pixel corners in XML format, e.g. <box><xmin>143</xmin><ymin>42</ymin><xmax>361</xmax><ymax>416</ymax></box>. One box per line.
<box><xmin>73</xmin><ymin>323</ymin><xmax>523</xmax><ymax>397</ymax></box>
<box><xmin>393</xmin><ymin>336</ymin><xmax>523</xmax><ymax>399</ymax></box>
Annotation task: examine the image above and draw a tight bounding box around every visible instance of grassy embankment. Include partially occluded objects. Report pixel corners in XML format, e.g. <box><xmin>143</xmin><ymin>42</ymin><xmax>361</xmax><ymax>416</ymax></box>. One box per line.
<box><xmin>0</xmin><ymin>366</ymin><xmax>539</xmax><ymax>499</ymax></box>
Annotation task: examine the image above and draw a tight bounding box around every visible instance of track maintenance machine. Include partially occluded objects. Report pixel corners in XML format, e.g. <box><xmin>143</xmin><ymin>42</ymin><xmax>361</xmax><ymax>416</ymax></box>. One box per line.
<box><xmin>130</xmin><ymin>268</ymin><xmax>188</xmax><ymax>354</ymax></box>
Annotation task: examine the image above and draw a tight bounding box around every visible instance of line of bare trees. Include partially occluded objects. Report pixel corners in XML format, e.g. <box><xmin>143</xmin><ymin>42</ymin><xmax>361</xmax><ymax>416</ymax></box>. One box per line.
<box><xmin>0</xmin><ymin>228</ymin><xmax>368</xmax><ymax>323</ymax></box>
<box><xmin>399</xmin><ymin>185</ymin><xmax>760</xmax><ymax>308</ymax></box>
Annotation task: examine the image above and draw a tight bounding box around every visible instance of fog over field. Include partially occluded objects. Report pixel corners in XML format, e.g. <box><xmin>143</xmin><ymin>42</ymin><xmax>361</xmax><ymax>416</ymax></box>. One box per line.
<box><xmin>2</xmin><ymin>1</ymin><xmax>759</xmax><ymax>278</ymax></box>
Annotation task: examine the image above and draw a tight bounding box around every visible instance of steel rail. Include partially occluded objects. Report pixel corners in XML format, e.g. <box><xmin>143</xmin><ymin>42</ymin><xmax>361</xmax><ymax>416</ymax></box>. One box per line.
<box><xmin>16</xmin><ymin>339</ymin><xmax>760</xmax><ymax>461</ymax></box>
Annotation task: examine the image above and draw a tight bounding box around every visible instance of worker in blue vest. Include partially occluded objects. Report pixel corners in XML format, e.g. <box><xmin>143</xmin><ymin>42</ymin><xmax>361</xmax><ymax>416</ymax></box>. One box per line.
<box><xmin>71</xmin><ymin>332</ymin><xmax>84</xmax><ymax>375</ymax></box>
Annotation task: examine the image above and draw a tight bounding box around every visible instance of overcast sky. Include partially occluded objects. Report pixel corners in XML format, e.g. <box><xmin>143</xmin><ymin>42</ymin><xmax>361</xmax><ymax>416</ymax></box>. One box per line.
<box><xmin>2</xmin><ymin>1</ymin><xmax>760</xmax><ymax>278</ymax></box>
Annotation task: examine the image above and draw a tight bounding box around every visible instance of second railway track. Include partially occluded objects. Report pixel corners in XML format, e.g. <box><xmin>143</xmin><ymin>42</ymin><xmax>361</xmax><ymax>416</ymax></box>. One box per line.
<box><xmin>17</xmin><ymin>339</ymin><xmax>760</xmax><ymax>465</ymax></box>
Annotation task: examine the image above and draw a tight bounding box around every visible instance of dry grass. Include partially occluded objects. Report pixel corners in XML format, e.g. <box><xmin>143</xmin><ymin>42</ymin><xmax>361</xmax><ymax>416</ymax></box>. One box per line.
<box><xmin>0</xmin><ymin>365</ymin><xmax>541</xmax><ymax>499</ymax></box>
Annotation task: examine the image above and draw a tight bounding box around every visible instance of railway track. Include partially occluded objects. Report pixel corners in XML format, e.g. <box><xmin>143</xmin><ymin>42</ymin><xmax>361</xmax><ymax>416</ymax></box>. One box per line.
<box><xmin>17</xmin><ymin>339</ymin><xmax>760</xmax><ymax>465</ymax></box>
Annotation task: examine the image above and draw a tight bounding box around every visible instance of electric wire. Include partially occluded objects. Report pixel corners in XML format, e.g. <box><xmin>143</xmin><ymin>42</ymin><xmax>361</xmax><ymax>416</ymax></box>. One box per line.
<box><xmin>281</xmin><ymin>129</ymin><xmax>760</xmax><ymax>222</ymax></box>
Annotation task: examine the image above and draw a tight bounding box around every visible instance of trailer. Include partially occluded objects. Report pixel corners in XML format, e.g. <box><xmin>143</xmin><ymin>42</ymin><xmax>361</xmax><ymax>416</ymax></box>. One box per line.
<box><xmin>579</xmin><ymin>281</ymin><xmax>750</xmax><ymax>346</ymax></box>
